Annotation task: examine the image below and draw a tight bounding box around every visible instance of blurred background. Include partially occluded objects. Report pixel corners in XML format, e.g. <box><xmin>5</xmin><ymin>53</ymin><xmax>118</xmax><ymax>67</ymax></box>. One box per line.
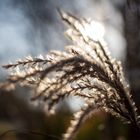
<box><xmin>0</xmin><ymin>0</ymin><xmax>140</xmax><ymax>140</ymax></box>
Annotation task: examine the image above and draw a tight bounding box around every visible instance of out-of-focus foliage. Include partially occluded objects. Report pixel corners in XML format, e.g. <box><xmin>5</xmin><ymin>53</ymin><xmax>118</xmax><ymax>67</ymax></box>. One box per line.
<box><xmin>0</xmin><ymin>88</ymin><xmax>128</xmax><ymax>140</ymax></box>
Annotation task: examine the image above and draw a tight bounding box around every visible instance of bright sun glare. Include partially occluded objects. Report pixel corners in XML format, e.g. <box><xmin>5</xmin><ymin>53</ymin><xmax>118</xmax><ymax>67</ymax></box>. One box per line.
<box><xmin>84</xmin><ymin>20</ymin><xmax>105</xmax><ymax>41</ymax></box>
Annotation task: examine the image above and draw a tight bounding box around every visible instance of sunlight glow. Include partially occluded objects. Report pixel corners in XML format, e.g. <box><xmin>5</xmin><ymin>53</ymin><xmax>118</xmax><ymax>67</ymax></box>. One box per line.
<box><xmin>84</xmin><ymin>20</ymin><xmax>105</xmax><ymax>41</ymax></box>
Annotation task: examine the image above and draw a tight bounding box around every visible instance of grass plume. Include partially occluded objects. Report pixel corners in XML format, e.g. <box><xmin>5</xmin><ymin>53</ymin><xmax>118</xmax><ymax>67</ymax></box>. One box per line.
<box><xmin>1</xmin><ymin>10</ymin><xmax>140</xmax><ymax>140</ymax></box>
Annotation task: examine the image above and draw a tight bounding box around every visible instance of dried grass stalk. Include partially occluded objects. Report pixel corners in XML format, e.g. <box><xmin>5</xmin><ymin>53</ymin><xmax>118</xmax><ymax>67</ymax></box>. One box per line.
<box><xmin>1</xmin><ymin>10</ymin><xmax>140</xmax><ymax>140</ymax></box>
